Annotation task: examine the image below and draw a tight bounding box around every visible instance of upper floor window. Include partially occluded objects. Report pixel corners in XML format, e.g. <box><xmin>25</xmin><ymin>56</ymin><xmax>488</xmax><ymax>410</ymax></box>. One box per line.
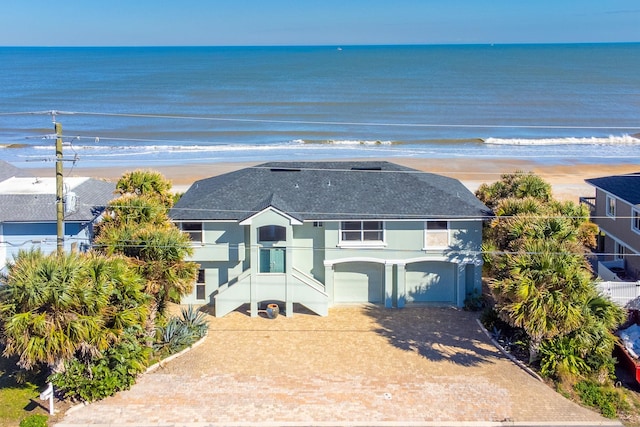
<box><xmin>425</xmin><ymin>220</ymin><xmax>450</xmax><ymax>248</ymax></box>
<box><xmin>633</xmin><ymin>208</ymin><xmax>640</xmax><ymax>234</ymax></box>
<box><xmin>606</xmin><ymin>195</ymin><xmax>616</xmax><ymax>218</ymax></box>
<box><xmin>258</xmin><ymin>225</ymin><xmax>286</xmax><ymax>242</ymax></box>
<box><xmin>181</xmin><ymin>222</ymin><xmax>203</xmax><ymax>243</ymax></box>
<box><xmin>340</xmin><ymin>221</ymin><xmax>384</xmax><ymax>243</ymax></box>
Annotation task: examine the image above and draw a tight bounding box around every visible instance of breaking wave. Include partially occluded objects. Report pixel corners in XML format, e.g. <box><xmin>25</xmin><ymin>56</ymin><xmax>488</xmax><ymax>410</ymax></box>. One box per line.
<box><xmin>484</xmin><ymin>135</ymin><xmax>640</xmax><ymax>146</ymax></box>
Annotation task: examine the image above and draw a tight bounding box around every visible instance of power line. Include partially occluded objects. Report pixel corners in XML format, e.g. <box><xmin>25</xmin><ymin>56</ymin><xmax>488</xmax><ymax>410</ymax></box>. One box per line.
<box><xmin>55</xmin><ymin>110</ymin><xmax>640</xmax><ymax>131</ymax></box>
<box><xmin>4</xmin><ymin>109</ymin><xmax>640</xmax><ymax>131</ymax></box>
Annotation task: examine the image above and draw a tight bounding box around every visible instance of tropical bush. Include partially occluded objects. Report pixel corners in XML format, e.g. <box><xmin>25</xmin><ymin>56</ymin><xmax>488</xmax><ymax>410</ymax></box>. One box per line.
<box><xmin>50</xmin><ymin>328</ymin><xmax>151</xmax><ymax>402</ymax></box>
<box><xmin>154</xmin><ymin>306</ymin><xmax>208</xmax><ymax>355</ymax></box>
<box><xmin>0</xmin><ymin>250</ymin><xmax>149</xmax><ymax>374</ymax></box>
<box><xmin>478</xmin><ymin>171</ymin><xmax>625</xmax><ymax>382</ymax></box>
<box><xmin>574</xmin><ymin>380</ymin><xmax>629</xmax><ymax>418</ymax></box>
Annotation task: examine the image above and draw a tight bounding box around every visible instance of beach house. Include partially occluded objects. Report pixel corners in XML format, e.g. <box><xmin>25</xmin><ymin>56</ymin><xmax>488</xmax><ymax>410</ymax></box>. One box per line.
<box><xmin>170</xmin><ymin>161</ymin><xmax>491</xmax><ymax>317</ymax></box>
<box><xmin>0</xmin><ymin>173</ymin><xmax>115</xmax><ymax>272</ymax></box>
<box><xmin>583</xmin><ymin>172</ymin><xmax>640</xmax><ymax>283</ymax></box>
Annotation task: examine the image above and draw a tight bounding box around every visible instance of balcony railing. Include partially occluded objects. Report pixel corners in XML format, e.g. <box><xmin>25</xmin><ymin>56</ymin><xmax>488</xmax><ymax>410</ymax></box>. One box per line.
<box><xmin>579</xmin><ymin>196</ymin><xmax>596</xmax><ymax>212</ymax></box>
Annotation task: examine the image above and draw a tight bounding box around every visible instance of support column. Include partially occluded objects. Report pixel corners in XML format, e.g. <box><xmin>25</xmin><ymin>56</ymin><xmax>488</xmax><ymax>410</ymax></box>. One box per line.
<box><xmin>384</xmin><ymin>262</ymin><xmax>393</xmax><ymax>308</ymax></box>
<box><xmin>285</xmin><ymin>226</ymin><xmax>294</xmax><ymax>317</ymax></box>
<box><xmin>324</xmin><ymin>261</ymin><xmax>334</xmax><ymax>306</ymax></box>
<box><xmin>396</xmin><ymin>262</ymin><xmax>406</xmax><ymax>308</ymax></box>
<box><xmin>249</xmin><ymin>226</ymin><xmax>258</xmax><ymax>317</ymax></box>
<box><xmin>456</xmin><ymin>262</ymin><xmax>466</xmax><ymax>308</ymax></box>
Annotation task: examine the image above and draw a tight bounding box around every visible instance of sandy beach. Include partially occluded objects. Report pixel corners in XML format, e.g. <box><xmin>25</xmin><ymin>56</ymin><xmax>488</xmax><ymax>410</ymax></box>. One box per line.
<box><xmin>29</xmin><ymin>158</ymin><xmax>639</xmax><ymax>202</ymax></box>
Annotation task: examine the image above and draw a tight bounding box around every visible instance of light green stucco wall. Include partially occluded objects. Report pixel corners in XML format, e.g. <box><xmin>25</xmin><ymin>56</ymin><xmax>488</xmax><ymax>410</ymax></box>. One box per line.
<box><xmin>181</xmin><ymin>217</ymin><xmax>484</xmax><ymax>307</ymax></box>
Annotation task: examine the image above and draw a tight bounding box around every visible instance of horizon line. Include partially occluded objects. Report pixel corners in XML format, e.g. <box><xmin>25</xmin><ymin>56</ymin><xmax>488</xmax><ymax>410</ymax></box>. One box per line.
<box><xmin>1</xmin><ymin>41</ymin><xmax>640</xmax><ymax>49</ymax></box>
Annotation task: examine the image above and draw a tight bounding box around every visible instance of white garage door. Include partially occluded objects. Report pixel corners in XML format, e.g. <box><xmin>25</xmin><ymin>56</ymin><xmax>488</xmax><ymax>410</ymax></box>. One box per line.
<box><xmin>334</xmin><ymin>262</ymin><xmax>384</xmax><ymax>303</ymax></box>
<box><xmin>405</xmin><ymin>261</ymin><xmax>455</xmax><ymax>303</ymax></box>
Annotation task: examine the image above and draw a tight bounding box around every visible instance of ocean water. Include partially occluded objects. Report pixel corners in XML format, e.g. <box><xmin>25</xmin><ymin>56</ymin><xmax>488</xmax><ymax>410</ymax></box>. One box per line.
<box><xmin>0</xmin><ymin>44</ymin><xmax>639</xmax><ymax>169</ymax></box>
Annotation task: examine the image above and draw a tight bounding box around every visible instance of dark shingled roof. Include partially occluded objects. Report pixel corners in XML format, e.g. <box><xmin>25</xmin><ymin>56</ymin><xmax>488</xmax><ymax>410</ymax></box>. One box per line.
<box><xmin>0</xmin><ymin>179</ymin><xmax>116</xmax><ymax>222</ymax></box>
<box><xmin>0</xmin><ymin>160</ymin><xmax>28</xmax><ymax>182</ymax></box>
<box><xmin>171</xmin><ymin>161</ymin><xmax>491</xmax><ymax>221</ymax></box>
<box><xmin>586</xmin><ymin>173</ymin><xmax>640</xmax><ymax>205</ymax></box>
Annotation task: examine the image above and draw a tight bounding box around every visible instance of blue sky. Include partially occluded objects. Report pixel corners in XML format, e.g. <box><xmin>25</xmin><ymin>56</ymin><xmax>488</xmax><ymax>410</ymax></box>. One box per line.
<box><xmin>2</xmin><ymin>0</ymin><xmax>639</xmax><ymax>46</ymax></box>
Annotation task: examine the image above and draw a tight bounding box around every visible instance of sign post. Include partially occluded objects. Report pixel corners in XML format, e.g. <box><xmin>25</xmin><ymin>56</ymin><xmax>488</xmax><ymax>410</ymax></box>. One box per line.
<box><xmin>39</xmin><ymin>382</ymin><xmax>54</xmax><ymax>415</ymax></box>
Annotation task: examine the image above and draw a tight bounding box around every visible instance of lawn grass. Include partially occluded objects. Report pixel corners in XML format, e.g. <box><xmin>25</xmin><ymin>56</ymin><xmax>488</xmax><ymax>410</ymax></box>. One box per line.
<box><xmin>0</xmin><ymin>349</ymin><xmax>50</xmax><ymax>427</ymax></box>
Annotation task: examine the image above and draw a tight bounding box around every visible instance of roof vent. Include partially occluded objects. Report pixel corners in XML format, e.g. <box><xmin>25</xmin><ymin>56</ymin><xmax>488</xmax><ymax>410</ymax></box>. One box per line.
<box><xmin>270</xmin><ymin>168</ymin><xmax>301</xmax><ymax>172</ymax></box>
<box><xmin>351</xmin><ymin>166</ymin><xmax>382</xmax><ymax>171</ymax></box>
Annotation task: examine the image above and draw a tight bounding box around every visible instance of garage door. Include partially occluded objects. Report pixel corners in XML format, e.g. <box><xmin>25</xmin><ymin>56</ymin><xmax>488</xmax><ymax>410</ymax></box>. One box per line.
<box><xmin>334</xmin><ymin>262</ymin><xmax>384</xmax><ymax>303</ymax></box>
<box><xmin>405</xmin><ymin>261</ymin><xmax>455</xmax><ymax>303</ymax></box>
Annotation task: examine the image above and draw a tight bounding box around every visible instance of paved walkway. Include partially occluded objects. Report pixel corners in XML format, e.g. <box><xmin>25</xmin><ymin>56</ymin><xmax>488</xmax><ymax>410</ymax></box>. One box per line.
<box><xmin>55</xmin><ymin>305</ymin><xmax>620</xmax><ymax>426</ymax></box>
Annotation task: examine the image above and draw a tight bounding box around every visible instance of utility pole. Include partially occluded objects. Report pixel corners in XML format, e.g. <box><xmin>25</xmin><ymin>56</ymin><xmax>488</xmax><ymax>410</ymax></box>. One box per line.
<box><xmin>55</xmin><ymin>120</ymin><xmax>64</xmax><ymax>255</ymax></box>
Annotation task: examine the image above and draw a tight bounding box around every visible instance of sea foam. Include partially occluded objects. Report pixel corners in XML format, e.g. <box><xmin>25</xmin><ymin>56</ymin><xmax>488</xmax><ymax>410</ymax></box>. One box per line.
<box><xmin>484</xmin><ymin>135</ymin><xmax>640</xmax><ymax>146</ymax></box>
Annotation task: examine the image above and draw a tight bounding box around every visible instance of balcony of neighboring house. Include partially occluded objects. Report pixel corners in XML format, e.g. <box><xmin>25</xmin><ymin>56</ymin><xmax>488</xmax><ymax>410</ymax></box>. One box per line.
<box><xmin>598</xmin><ymin>259</ymin><xmax>635</xmax><ymax>282</ymax></box>
<box><xmin>579</xmin><ymin>196</ymin><xmax>596</xmax><ymax>215</ymax></box>
<box><xmin>596</xmin><ymin>259</ymin><xmax>640</xmax><ymax>308</ymax></box>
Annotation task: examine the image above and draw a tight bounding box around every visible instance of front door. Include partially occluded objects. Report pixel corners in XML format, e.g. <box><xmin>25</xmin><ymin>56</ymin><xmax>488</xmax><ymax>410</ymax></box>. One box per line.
<box><xmin>260</xmin><ymin>247</ymin><xmax>286</xmax><ymax>273</ymax></box>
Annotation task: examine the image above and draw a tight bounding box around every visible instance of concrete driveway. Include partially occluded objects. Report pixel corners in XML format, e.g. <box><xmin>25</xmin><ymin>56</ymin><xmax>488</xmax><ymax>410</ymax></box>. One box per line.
<box><xmin>55</xmin><ymin>305</ymin><xmax>619</xmax><ymax>426</ymax></box>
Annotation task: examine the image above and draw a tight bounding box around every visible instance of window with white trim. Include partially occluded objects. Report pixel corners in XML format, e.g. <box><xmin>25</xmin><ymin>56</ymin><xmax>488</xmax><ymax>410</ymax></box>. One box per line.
<box><xmin>181</xmin><ymin>222</ymin><xmax>203</xmax><ymax>243</ymax></box>
<box><xmin>606</xmin><ymin>195</ymin><xmax>616</xmax><ymax>218</ymax></box>
<box><xmin>425</xmin><ymin>220</ymin><xmax>450</xmax><ymax>248</ymax></box>
<box><xmin>633</xmin><ymin>208</ymin><xmax>640</xmax><ymax>234</ymax></box>
<box><xmin>196</xmin><ymin>269</ymin><xmax>206</xmax><ymax>300</ymax></box>
<box><xmin>340</xmin><ymin>221</ymin><xmax>384</xmax><ymax>243</ymax></box>
<box><xmin>615</xmin><ymin>242</ymin><xmax>626</xmax><ymax>260</ymax></box>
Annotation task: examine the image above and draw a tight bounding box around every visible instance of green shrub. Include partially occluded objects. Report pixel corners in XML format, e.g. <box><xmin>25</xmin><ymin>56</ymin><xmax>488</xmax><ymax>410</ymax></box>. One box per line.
<box><xmin>180</xmin><ymin>305</ymin><xmax>209</xmax><ymax>337</ymax></box>
<box><xmin>154</xmin><ymin>317</ymin><xmax>196</xmax><ymax>354</ymax></box>
<box><xmin>463</xmin><ymin>290</ymin><xmax>484</xmax><ymax>311</ymax></box>
<box><xmin>539</xmin><ymin>337</ymin><xmax>589</xmax><ymax>379</ymax></box>
<box><xmin>50</xmin><ymin>331</ymin><xmax>150</xmax><ymax>402</ymax></box>
<box><xmin>20</xmin><ymin>414</ymin><xmax>48</xmax><ymax>427</ymax></box>
<box><xmin>154</xmin><ymin>305</ymin><xmax>208</xmax><ymax>355</ymax></box>
<box><xmin>574</xmin><ymin>380</ymin><xmax>628</xmax><ymax>418</ymax></box>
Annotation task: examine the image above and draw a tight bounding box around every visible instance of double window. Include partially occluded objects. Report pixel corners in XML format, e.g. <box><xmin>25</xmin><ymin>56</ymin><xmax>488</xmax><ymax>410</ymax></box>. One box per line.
<box><xmin>425</xmin><ymin>220</ymin><xmax>450</xmax><ymax>248</ymax></box>
<box><xmin>340</xmin><ymin>221</ymin><xmax>384</xmax><ymax>244</ymax></box>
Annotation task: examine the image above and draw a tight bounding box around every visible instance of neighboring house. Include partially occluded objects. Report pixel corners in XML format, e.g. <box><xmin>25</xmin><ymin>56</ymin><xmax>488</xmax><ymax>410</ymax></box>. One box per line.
<box><xmin>584</xmin><ymin>172</ymin><xmax>640</xmax><ymax>282</ymax></box>
<box><xmin>170</xmin><ymin>161</ymin><xmax>491</xmax><ymax>317</ymax></box>
<box><xmin>0</xmin><ymin>175</ymin><xmax>116</xmax><ymax>271</ymax></box>
<box><xmin>0</xmin><ymin>160</ymin><xmax>26</xmax><ymax>182</ymax></box>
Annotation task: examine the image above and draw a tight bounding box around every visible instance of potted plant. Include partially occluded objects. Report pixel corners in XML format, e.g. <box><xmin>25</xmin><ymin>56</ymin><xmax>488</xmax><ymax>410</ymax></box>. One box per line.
<box><xmin>266</xmin><ymin>303</ymin><xmax>279</xmax><ymax>319</ymax></box>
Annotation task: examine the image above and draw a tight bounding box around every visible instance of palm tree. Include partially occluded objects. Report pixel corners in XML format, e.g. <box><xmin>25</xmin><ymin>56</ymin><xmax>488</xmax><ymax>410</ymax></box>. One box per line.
<box><xmin>94</xmin><ymin>170</ymin><xmax>197</xmax><ymax>317</ymax></box>
<box><xmin>476</xmin><ymin>170</ymin><xmax>552</xmax><ymax>209</ymax></box>
<box><xmin>0</xmin><ymin>250</ymin><xmax>149</xmax><ymax>373</ymax></box>
<box><xmin>491</xmin><ymin>239</ymin><xmax>592</xmax><ymax>362</ymax></box>
<box><xmin>115</xmin><ymin>169</ymin><xmax>174</xmax><ymax>208</ymax></box>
